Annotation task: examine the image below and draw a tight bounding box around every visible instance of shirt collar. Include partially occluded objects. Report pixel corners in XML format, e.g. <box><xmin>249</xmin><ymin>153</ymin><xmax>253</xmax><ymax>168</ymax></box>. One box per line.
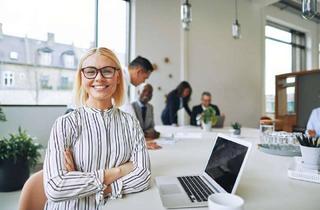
<box><xmin>84</xmin><ymin>106</ymin><xmax>114</xmax><ymax>115</ymax></box>
<box><xmin>137</xmin><ymin>100</ymin><xmax>146</xmax><ymax>108</ymax></box>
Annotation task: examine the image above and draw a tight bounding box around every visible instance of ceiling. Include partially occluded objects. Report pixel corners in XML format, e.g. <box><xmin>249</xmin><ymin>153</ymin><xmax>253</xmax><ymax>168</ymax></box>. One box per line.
<box><xmin>272</xmin><ymin>0</ymin><xmax>320</xmax><ymax>23</ymax></box>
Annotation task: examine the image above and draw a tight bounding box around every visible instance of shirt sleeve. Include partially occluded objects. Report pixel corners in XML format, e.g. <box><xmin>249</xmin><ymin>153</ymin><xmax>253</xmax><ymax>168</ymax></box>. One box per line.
<box><xmin>306</xmin><ymin>109</ymin><xmax>320</xmax><ymax>137</ymax></box>
<box><xmin>167</xmin><ymin>95</ymin><xmax>177</xmax><ymax>124</ymax></box>
<box><xmin>109</xmin><ymin>117</ymin><xmax>151</xmax><ymax>197</ymax></box>
<box><xmin>43</xmin><ymin>116</ymin><xmax>106</xmax><ymax>204</ymax></box>
<box><xmin>183</xmin><ymin>99</ymin><xmax>191</xmax><ymax>116</ymax></box>
<box><xmin>190</xmin><ymin>107</ymin><xmax>197</xmax><ymax>126</ymax></box>
<box><xmin>149</xmin><ymin>105</ymin><xmax>155</xmax><ymax>130</ymax></box>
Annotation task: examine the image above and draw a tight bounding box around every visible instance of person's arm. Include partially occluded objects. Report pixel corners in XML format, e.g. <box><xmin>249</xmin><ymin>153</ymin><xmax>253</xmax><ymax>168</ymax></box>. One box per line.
<box><xmin>44</xmin><ymin>117</ymin><xmax>106</xmax><ymax>203</ymax></box>
<box><xmin>144</xmin><ymin>105</ymin><xmax>160</xmax><ymax>139</ymax></box>
<box><xmin>167</xmin><ymin>95</ymin><xmax>178</xmax><ymax>124</ymax></box>
<box><xmin>183</xmin><ymin>100</ymin><xmax>192</xmax><ymax>117</ymax></box>
<box><xmin>149</xmin><ymin>105</ymin><xmax>155</xmax><ymax>131</ymax></box>
<box><xmin>64</xmin><ymin>150</ymin><xmax>133</xmax><ymax>195</ymax></box>
<box><xmin>214</xmin><ymin>105</ymin><xmax>221</xmax><ymax>116</ymax></box>
<box><xmin>111</xmin><ymin>118</ymin><xmax>151</xmax><ymax>195</ymax></box>
<box><xmin>306</xmin><ymin>109</ymin><xmax>316</xmax><ymax>131</ymax></box>
<box><xmin>190</xmin><ymin>107</ymin><xmax>197</xmax><ymax>126</ymax></box>
<box><xmin>44</xmin><ymin>117</ymin><xmax>133</xmax><ymax>203</ymax></box>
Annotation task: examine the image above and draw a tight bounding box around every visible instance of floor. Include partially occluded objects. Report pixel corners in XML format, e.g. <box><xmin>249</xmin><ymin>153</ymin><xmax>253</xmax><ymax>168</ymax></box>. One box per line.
<box><xmin>0</xmin><ymin>190</ymin><xmax>21</xmax><ymax>210</ymax></box>
<box><xmin>0</xmin><ymin>165</ymin><xmax>42</xmax><ymax>210</ymax></box>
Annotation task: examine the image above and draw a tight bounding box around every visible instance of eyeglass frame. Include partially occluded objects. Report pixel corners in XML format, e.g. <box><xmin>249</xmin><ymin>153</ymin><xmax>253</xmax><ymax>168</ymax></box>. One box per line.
<box><xmin>81</xmin><ymin>66</ymin><xmax>120</xmax><ymax>79</ymax></box>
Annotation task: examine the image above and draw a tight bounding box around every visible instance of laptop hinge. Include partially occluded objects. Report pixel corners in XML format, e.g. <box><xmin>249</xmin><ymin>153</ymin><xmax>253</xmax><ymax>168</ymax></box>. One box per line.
<box><xmin>201</xmin><ymin>175</ymin><xmax>220</xmax><ymax>193</ymax></box>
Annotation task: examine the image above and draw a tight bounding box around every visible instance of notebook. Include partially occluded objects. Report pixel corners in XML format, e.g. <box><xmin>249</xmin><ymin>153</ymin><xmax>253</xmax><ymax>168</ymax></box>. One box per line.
<box><xmin>155</xmin><ymin>133</ymin><xmax>252</xmax><ymax>209</ymax></box>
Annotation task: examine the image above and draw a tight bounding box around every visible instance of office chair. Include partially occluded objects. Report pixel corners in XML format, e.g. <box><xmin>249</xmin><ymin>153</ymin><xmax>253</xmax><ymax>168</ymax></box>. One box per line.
<box><xmin>18</xmin><ymin>170</ymin><xmax>47</xmax><ymax>210</ymax></box>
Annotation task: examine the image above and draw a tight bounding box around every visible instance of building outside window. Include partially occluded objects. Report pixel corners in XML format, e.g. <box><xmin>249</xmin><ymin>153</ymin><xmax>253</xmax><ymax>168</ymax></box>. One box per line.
<box><xmin>40</xmin><ymin>75</ymin><xmax>51</xmax><ymax>89</ymax></box>
<box><xmin>38</xmin><ymin>50</ymin><xmax>53</xmax><ymax>66</ymax></box>
<box><xmin>59</xmin><ymin>76</ymin><xmax>72</xmax><ymax>90</ymax></box>
<box><xmin>0</xmin><ymin>0</ymin><xmax>129</xmax><ymax>105</ymax></box>
<box><xmin>265</xmin><ymin>21</ymin><xmax>306</xmax><ymax>113</ymax></box>
<box><xmin>2</xmin><ymin>71</ymin><xmax>14</xmax><ymax>87</ymax></box>
<box><xmin>62</xmin><ymin>53</ymin><xmax>75</xmax><ymax>69</ymax></box>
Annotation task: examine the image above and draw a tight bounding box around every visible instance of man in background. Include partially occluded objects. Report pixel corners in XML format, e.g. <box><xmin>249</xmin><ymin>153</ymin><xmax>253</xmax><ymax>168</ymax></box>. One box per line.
<box><xmin>121</xmin><ymin>56</ymin><xmax>154</xmax><ymax>116</ymax></box>
<box><xmin>132</xmin><ymin>83</ymin><xmax>160</xmax><ymax>140</ymax></box>
<box><xmin>190</xmin><ymin>91</ymin><xmax>221</xmax><ymax>126</ymax></box>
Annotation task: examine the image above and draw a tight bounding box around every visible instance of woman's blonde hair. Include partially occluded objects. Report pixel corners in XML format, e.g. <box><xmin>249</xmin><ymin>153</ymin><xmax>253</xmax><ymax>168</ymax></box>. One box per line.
<box><xmin>74</xmin><ymin>47</ymin><xmax>124</xmax><ymax>107</ymax></box>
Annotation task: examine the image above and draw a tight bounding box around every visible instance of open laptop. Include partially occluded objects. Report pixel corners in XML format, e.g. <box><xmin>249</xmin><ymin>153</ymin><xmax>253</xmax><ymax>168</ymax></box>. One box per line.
<box><xmin>155</xmin><ymin>133</ymin><xmax>252</xmax><ymax>209</ymax></box>
<box><xmin>212</xmin><ymin>115</ymin><xmax>225</xmax><ymax>128</ymax></box>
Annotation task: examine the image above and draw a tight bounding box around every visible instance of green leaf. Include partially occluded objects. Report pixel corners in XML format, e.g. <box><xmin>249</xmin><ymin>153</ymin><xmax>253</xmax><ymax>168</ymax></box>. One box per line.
<box><xmin>0</xmin><ymin>128</ymin><xmax>42</xmax><ymax>168</ymax></box>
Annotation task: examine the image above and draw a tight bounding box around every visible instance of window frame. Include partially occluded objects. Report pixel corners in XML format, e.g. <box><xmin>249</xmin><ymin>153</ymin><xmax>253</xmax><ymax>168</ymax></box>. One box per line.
<box><xmin>0</xmin><ymin>0</ymin><xmax>131</xmax><ymax>105</ymax></box>
<box><xmin>264</xmin><ymin>21</ymin><xmax>306</xmax><ymax>114</ymax></box>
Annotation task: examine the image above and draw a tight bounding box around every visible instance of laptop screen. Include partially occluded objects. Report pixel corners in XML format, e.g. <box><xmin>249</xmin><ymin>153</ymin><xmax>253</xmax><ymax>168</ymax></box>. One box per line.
<box><xmin>204</xmin><ymin>136</ymin><xmax>248</xmax><ymax>193</ymax></box>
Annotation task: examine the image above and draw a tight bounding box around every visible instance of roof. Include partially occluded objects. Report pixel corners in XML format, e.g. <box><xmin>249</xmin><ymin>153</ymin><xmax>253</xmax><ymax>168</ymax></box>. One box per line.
<box><xmin>0</xmin><ymin>34</ymin><xmax>86</xmax><ymax>68</ymax></box>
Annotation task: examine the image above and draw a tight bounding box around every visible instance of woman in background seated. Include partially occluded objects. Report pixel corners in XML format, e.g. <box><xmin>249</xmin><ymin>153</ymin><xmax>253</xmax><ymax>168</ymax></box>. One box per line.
<box><xmin>306</xmin><ymin>107</ymin><xmax>320</xmax><ymax>137</ymax></box>
<box><xmin>43</xmin><ymin>47</ymin><xmax>151</xmax><ymax>209</ymax></box>
<box><xmin>161</xmin><ymin>81</ymin><xmax>192</xmax><ymax>125</ymax></box>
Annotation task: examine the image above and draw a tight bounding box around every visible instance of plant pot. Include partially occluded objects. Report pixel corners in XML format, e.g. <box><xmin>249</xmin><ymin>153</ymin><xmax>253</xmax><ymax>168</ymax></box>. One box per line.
<box><xmin>0</xmin><ymin>157</ymin><xmax>30</xmax><ymax>192</ymax></box>
<box><xmin>202</xmin><ymin>121</ymin><xmax>212</xmax><ymax>131</ymax></box>
<box><xmin>233</xmin><ymin>129</ymin><xmax>241</xmax><ymax>136</ymax></box>
<box><xmin>300</xmin><ymin>145</ymin><xmax>320</xmax><ymax>166</ymax></box>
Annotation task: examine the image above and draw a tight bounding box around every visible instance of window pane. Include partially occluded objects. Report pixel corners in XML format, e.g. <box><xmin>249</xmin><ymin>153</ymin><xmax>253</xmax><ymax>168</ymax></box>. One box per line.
<box><xmin>98</xmin><ymin>0</ymin><xmax>128</xmax><ymax>66</ymax></box>
<box><xmin>0</xmin><ymin>0</ymin><xmax>94</xmax><ymax>105</ymax></box>
<box><xmin>265</xmin><ymin>38</ymin><xmax>292</xmax><ymax>113</ymax></box>
<box><xmin>265</xmin><ymin>25</ymin><xmax>291</xmax><ymax>42</ymax></box>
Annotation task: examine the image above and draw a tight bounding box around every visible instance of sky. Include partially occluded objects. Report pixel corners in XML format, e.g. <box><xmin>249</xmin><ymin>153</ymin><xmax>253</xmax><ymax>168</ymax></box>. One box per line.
<box><xmin>0</xmin><ymin>0</ymin><xmax>127</xmax><ymax>51</ymax></box>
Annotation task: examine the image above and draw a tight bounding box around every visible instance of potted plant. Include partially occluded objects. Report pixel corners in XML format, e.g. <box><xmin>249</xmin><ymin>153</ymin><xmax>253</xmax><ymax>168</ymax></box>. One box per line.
<box><xmin>296</xmin><ymin>133</ymin><xmax>320</xmax><ymax>166</ymax></box>
<box><xmin>0</xmin><ymin>108</ymin><xmax>42</xmax><ymax>192</ymax></box>
<box><xmin>231</xmin><ymin>122</ymin><xmax>242</xmax><ymax>136</ymax></box>
<box><xmin>200</xmin><ymin>107</ymin><xmax>217</xmax><ymax>131</ymax></box>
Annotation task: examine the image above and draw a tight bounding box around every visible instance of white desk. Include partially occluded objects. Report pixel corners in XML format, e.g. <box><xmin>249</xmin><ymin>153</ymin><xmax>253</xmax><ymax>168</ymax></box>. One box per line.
<box><xmin>0</xmin><ymin>126</ymin><xmax>318</xmax><ymax>210</ymax></box>
<box><xmin>104</xmin><ymin>126</ymin><xmax>319</xmax><ymax>210</ymax></box>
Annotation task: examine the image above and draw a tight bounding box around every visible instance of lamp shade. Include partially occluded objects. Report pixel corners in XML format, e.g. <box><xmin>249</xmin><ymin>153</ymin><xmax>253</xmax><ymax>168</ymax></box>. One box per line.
<box><xmin>232</xmin><ymin>19</ymin><xmax>241</xmax><ymax>39</ymax></box>
<box><xmin>302</xmin><ymin>0</ymin><xmax>317</xmax><ymax>19</ymax></box>
<box><xmin>181</xmin><ymin>0</ymin><xmax>192</xmax><ymax>30</ymax></box>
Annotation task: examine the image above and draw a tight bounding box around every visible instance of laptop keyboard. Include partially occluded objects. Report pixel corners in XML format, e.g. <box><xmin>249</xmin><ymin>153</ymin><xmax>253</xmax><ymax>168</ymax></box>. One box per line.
<box><xmin>177</xmin><ymin>176</ymin><xmax>214</xmax><ymax>203</ymax></box>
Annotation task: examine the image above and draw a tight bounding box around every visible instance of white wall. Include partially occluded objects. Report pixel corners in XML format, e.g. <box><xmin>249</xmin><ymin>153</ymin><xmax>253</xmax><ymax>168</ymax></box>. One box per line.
<box><xmin>133</xmin><ymin>0</ymin><xmax>263</xmax><ymax>127</ymax></box>
<box><xmin>133</xmin><ymin>0</ymin><xmax>182</xmax><ymax>126</ymax></box>
<box><xmin>0</xmin><ymin>106</ymin><xmax>66</xmax><ymax>147</ymax></box>
<box><xmin>133</xmin><ymin>0</ymin><xmax>320</xmax><ymax>128</ymax></box>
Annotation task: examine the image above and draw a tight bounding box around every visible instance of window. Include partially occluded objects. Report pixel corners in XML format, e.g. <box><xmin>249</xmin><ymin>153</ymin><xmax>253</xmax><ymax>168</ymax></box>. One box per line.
<box><xmin>40</xmin><ymin>75</ymin><xmax>51</xmax><ymax>89</ymax></box>
<box><xmin>9</xmin><ymin>51</ymin><xmax>18</xmax><ymax>60</ymax></box>
<box><xmin>39</xmin><ymin>51</ymin><xmax>52</xmax><ymax>66</ymax></box>
<box><xmin>62</xmin><ymin>53</ymin><xmax>75</xmax><ymax>69</ymax></box>
<box><xmin>0</xmin><ymin>0</ymin><xmax>130</xmax><ymax>105</ymax></box>
<box><xmin>98</xmin><ymin>0</ymin><xmax>129</xmax><ymax>66</ymax></box>
<box><xmin>265</xmin><ymin>21</ymin><xmax>306</xmax><ymax>113</ymax></box>
<box><xmin>59</xmin><ymin>76</ymin><xmax>71</xmax><ymax>90</ymax></box>
<box><xmin>2</xmin><ymin>71</ymin><xmax>14</xmax><ymax>87</ymax></box>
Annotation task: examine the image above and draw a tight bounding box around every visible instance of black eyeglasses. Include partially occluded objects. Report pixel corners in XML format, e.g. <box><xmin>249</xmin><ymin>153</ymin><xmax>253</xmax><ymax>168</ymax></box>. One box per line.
<box><xmin>81</xmin><ymin>66</ymin><xmax>120</xmax><ymax>79</ymax></box>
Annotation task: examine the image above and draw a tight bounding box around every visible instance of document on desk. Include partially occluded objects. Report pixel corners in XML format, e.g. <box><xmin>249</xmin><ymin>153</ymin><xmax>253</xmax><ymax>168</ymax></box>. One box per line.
<box><xmin>156</xmin><ymin>137</ymin><xmax>177</xmax><ymax>145</ymax></box>
<box><xmin>174</xmin><ymin>132</ymin><xmax>203</xmax><ymax>139</ymax></box>
<box><xmin>157</xmin><ymin>132</ymin><xmax>202</xmax><ymax>145</ymax></box>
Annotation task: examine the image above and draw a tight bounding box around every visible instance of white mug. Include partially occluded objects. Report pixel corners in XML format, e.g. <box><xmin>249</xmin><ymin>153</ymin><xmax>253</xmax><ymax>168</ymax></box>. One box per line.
<box><xmin>208</xmin><ymin>193</ymin><xmax>244</xmax><ymax>210</ymax></box>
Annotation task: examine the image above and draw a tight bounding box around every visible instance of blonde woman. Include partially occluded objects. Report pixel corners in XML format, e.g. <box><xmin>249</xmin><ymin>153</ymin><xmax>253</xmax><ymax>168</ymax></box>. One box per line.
<box><xmin>43</xmin><ymin>47</ymin><xmax>151</xmax><ymax>209</ymax></box>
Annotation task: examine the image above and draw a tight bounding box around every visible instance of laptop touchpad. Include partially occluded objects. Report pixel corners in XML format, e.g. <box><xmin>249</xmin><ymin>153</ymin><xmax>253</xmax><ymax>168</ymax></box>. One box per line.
<box><xmin>160</xmin><ymin>184</ymin><xmax>181</xmax><ymax>195</ymax></box>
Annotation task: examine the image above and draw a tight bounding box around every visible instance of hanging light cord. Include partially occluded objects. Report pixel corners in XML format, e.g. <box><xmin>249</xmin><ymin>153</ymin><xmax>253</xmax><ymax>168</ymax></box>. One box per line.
<box><xmin>235</xmin><ymin>0</ymin><xmax>238</xmax><ymax>21</ymax></box>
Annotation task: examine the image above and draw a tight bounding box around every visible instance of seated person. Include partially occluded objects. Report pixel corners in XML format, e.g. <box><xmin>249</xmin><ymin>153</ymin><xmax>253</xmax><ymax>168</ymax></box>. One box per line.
<box><xmin>306</xmin><ymin>107</ymin><xmax>320</xmax><ymax>137</ymax></box>
<box><xmin>190</xmin><ymin>91</ymin><xmax>221</xmax><ymax>126</ymax></box>
<box><xmin>132</xmin><ymin>84</ymin><xmax>160</xmax><ymax>139</ymax></box>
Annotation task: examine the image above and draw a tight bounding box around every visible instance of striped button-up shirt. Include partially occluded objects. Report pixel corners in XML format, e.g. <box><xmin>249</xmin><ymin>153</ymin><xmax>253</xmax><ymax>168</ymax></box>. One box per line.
<box><xmin>43</xmin><ymin>106</ymin><xmax>151</xmax><ymax>210</ymax></box>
